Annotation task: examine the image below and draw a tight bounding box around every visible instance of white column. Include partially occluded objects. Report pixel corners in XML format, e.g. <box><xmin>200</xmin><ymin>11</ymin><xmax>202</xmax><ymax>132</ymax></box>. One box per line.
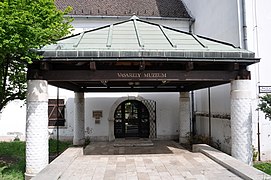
<box><xmin>25</xmin><ymin>80</ymin><xmax>48</xmax><ymax>179</ymax></box>
<box><xmin>73</xmin><ymin>92</ymin><xmax>85</xmax><ymax>146</ymax></box>
<box><xmin>179</xmin><ymin>92</ymin><xmax>191</xmax><ymax>143</ymax></box>
<box><xmin>231</xmin><ymin>80</ymin><xmax>252</xmax><ymax>165</ymax></box>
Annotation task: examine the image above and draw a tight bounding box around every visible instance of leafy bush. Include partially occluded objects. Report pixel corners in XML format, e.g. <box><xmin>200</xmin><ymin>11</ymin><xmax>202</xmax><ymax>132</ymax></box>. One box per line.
<box><xmin>254</xmin><ymin>162</ymin><xmax>271</xmax><ymax>175</ymax></box>
<box><xmin>258</xmin><ymin>94</ymin><xmax>271</xmax><ymax>119</ymax></box>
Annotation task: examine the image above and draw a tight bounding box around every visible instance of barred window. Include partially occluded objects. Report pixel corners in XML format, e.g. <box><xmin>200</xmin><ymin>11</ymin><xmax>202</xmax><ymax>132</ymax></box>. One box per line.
<box><xmin>48</xmin><ymin>99</ymin><xmax>65</xmax><ymax>126</ymax></box>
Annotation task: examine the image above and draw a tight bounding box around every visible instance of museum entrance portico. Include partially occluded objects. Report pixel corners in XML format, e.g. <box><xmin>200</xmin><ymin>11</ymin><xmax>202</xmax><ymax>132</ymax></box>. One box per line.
<box><xmin>25</xmin><ymin>16</ymin><xmax>259</xmax><ymax>178</ymax></box>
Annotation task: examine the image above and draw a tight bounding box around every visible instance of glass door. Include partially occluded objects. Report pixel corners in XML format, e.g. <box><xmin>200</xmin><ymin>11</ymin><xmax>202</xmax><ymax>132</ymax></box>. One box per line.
<box><xmin>114</xmin><ymin>100</ymin><xmax>150</xmax><ymax>138</ymax></box>
<box><xmin>124</xmin><ymin>101</ymin><xmax>139</xmax><ymax>137</ymax></box>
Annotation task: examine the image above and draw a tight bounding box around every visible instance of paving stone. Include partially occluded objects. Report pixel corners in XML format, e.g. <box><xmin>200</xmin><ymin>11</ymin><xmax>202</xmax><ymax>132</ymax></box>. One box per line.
<box><xmin>149</xmin><ymin>175</ymin><xmax>161</xmax><ymax>180</ymax></box>
<box><xmin>35</xmin><ymin>141</ymin><xmax>245</xmax><ymax>180</ymax></box>
<box><xmin>137</xmin><ymin>172</ymin><xmax>150</xmax><ymax>180</ymax></box>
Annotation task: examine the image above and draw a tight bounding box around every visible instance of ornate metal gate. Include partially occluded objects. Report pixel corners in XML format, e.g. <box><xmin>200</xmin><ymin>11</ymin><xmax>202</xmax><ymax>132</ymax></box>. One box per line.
<box><xmin>142</xmin><ymin>99</ymin><xmax>156</xmax><ymax>139</ymax></box>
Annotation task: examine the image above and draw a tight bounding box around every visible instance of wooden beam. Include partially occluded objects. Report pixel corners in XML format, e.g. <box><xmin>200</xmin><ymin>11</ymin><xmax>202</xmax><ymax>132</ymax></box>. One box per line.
<box><xmin>40</xmin><ymin>62</ymin><xmax>50</xmax><ymax>70</ymax></box>
<box><xmin>89</xmin><ymin>62</ymin><xmax>96</xmax><ymax>71</ymax></box>
<box><xmin>41</xmin><ymin>70</ymin><xmax>238</xmax><ymax>82</ymax></box>
<box><xmin>183</xmin><ymin>82</ymin><xmax>227</xmax><ymax>91</ymax></box>
<box><xmin>82</xmin><ymin>87</ymin><xmax>182</xmax><ymax>92</ymax></box>
<box><xmin>228</xmin><ymin>63</ymin><xmax>239</xmax><ymax>71</ymax></box>
<box><xmin>139</xmin><ymin>61</ymin><xmax>145</xmax><ymax>71</ymax></box>
<box><xmin>186</xmin><ymin>62</ymin><xmax>194</xmax><ymax>71</ymax></box>
<box><xmin>49</xmin><ymin>82</ymin><xmax>82</xmax><ymax>92</ymax></box>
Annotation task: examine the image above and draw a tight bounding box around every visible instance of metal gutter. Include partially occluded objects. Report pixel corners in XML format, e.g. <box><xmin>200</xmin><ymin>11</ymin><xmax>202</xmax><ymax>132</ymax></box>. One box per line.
<box><xmin>39</xmin><ymin>50</ymin><xmax>257</xmax><ymax>60</ymax></box>
<box><xmin>39</xmin><ymin>57</ymin><xmax>260</xmax><ymax>64</ymax></box>
<box><xmin>65</xmin><ymin>15</ymin><xmax>191</xmax><ymax>22</ymax></box>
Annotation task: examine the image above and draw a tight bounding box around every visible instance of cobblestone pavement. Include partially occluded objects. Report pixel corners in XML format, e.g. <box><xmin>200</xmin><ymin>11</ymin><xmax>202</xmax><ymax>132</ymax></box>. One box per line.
<box><xmin>59</xmin><ymin>141</ymin><xmax>242</xmax><ymax>180</ymax></box>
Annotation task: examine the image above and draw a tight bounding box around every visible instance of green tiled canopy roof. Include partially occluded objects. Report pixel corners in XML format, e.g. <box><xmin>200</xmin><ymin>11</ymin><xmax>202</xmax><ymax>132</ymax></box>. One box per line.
<box><xmin>39</xmin><ymin>16</ymin><xmax>258</xmax><ymax>64</ymax></box>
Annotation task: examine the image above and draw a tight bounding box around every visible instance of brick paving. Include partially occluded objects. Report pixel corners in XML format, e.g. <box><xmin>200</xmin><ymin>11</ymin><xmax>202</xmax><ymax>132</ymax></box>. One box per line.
<box><xmin>57</xmin><ymin>141</ymin><xmax>242</xmax><ymax>180</ymax></box>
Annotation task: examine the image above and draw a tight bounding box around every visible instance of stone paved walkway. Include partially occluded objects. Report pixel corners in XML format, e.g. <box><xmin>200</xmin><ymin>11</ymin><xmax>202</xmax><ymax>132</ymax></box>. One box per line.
<box><xmin>58</xmin><ymin>141</ymin><xmax>242</xmax><ymax>180</ymax></box>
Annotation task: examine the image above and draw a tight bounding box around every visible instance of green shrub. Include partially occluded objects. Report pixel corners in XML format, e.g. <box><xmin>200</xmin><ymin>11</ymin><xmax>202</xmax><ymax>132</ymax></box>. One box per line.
<box><xmin>254</xmin><ymin>162</ymin><xmax>271</xmax><ymax>175</ymax></box>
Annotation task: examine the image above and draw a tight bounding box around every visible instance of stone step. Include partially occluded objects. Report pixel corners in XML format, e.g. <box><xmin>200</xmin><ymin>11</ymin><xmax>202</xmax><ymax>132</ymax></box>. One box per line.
<box><xmin>113</xmin><ymin>138</ymin><xmax>154</xmax><ymax>147</ymax></box>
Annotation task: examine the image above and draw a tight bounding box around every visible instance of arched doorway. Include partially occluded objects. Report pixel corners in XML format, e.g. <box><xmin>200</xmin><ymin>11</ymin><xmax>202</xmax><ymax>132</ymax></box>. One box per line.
<box><xmin>114</xmin><ymin>100</ymin><xmax>150</xmax><ymax>138</ymax></box>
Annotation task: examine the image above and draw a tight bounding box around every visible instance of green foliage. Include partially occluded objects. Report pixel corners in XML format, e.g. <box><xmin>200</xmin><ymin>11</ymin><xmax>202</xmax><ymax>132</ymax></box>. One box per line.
<box><xmin>0</xmin><ymin>0</ymin><xmax>73</xmax><ymax>111</ymax></box>
<box><xmin>252</xmin><ymin>145</ymin><xmax>259</xmax><ymax>162</ymax></box>
<box><xmin>0</xmin><ymin>141</ymin><xmax>26</xmax><ymax>157</ymax></box>
<box><xmin>0</xmin><ymin>140</ymin><xmax>72</xmax><ymax>179</ymax></box>
<box><xmin>254</xmin><ymin>162</ymin><xmax>271</xmax><ymax>175</ymax></box>
<box><xmin>258</xmin><ymin>94</ymin><xmax>271</xmax><ymax>120</ymax></box>
<box><xmin>49</xmin><ymin>139</ymin><xmax>72</xmax><ymax>154</ymax></box>
<box><xmin>0</xmin><ymin>141</ymin><xmax>25</xmax><ymax>179</ymax></box>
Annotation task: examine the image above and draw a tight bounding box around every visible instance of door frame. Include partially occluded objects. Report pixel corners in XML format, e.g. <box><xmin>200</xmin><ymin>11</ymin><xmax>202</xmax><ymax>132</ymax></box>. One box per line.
<box><xmin>108</xmin><ymin>96</ymin><xmax>156</xmax><ymax>141</ymax></box>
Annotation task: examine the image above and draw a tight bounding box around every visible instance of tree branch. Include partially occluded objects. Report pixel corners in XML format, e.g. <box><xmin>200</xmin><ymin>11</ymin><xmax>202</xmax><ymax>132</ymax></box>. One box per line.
<box><xmin>0</xmin><ymin>92</ymin><xmax>24</xmax><ymax>111</ymax></box>
<box><xmin>0</xmin><ymin>55</ymin><xmax>10</xmax><ymax>107</ymax></box>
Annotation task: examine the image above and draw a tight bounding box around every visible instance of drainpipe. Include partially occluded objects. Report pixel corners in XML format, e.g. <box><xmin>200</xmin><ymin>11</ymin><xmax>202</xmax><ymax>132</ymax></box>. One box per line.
<box><xmin>189</xmin><ymin>18</ymin><xmax>195</xmax><ymax>33</ymax></box>
<box><xmin>56</xmin><ymin>87</ymin><xmax>60</xmax><ymax>156</ymax></box>
<box><xmin>241</xmin><ymin>0</ymin><xmax>248</xmax><ymax>49</ymax></box>
<box><xmin>240</xmin><ymin>0</ymin><xmax>261</xmax><ymax>161</ymax></box>
<box><xmin>191</xmin><ymin>91</ymin><xmax>196</xmax><ymax>136</ymax></box>
<box><xmin>208</xmin><ymin>88</ymin><xmax>211</xmax><ymax>144</ymax></box>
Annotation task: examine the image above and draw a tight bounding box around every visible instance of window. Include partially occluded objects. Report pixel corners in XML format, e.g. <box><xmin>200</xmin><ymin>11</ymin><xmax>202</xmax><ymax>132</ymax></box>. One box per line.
<box><xmin>48</xmin><ymin>99</ymin><xmax>65</xmax><ymax>126</ymax></box>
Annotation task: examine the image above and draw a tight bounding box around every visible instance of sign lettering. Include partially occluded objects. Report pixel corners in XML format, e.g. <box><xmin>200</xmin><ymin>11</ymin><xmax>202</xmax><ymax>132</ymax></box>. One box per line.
<box><xmin>117</xmin><ymin>72</ymin><xmax>167</xmax><ymax>79</ymax></box>
<box><xmin>259</xmin><ymin>86</ymin><xmax>271</xmax><ymax>93</ymax></box>
<box><xmin>117</xmin><ymin>73</ymin><xmax>141</xmax><ymax>78</ymax></box>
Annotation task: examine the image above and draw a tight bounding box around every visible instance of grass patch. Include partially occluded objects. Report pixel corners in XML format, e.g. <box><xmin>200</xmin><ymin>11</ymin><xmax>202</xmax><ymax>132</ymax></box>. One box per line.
<box><xmin>49</xmin><ymin>139</ymin><xmax>72</xmax><ymax>154</ymax></box>
<box><xmin>254</xmin><ymin>162</ymin><xmax>271</xmax><ymax>175</ymax></box>
<box><xmin>0</xmin><ymin>141</ymin><xmax>25</xmax><ymax>180</ymax></box>
<box><xmin>0</xmin><ymin>139</ymin><xmax>71</xmax><ymax>180</ymax></box>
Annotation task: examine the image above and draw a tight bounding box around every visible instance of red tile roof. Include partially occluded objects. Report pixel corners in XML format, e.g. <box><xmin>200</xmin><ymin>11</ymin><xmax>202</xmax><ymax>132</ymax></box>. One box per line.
<box><xmin>55</xmin><ymin>0</ymin><xmax>190</xmax><ymax>18</ymax></box>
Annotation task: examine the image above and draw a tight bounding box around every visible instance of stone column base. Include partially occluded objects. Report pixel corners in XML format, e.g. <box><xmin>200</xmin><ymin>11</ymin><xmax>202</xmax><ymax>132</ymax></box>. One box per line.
<box><xmin>25</xmin><ymin>172</ymin><xmax>36</xmax><ymax>180</ymax></box>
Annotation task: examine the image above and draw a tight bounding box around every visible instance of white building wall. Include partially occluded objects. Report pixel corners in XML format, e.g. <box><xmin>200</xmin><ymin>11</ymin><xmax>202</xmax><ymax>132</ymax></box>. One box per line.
<box><xmin>48</xmin><ymin>92</ymin><xmax>180</xmax><ymax>141</ymax></box>
<box><xmin>0</xmin><ymin>100</ymin><xmax>26</xmax><ymax>141</ymax></box>
<box><xmin>183</xmin><ymin>0</ymin><xmax>271</xmax><ymax>161</ymax></box>
<box><xmin>246</xmin><ymin>0</ymin><xmax>271</xmax><ymax>161</ymax></box>
<box><xmin>71</xmin><ymin>17</ymin><xmax>190</xmax><ymax>34</ymax></box>
<box><xmin>182</xmin><ymin>0</ymin><xmax>241</xmax><ymax>46</ymax></box>
<box><xmin>194</xmin><ymin>85</ymin><xmax>232</xmax><ymax>154</ymax></box>
<box><xmin>139</xmin><ymin>93</ymin><xmax>180</xmax><ymax>139</ymax></box>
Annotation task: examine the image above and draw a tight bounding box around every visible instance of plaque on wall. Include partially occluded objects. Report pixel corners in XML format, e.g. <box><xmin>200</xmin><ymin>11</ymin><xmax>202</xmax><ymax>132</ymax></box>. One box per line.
<box><xmin>93</xmin><ymin>110</ymin><xmax>103</xmax><ymax>119</ymax></box>
<box><xmin>259</xmin><ymin>86</ymin><xmax>271</xmax><ymax>93</ymax></box>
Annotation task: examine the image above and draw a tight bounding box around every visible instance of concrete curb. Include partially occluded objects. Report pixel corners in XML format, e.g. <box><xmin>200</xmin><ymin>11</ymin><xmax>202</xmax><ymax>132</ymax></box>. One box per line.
<box><xmin>193</xmin><ymin>144</ymin><xmax>271</xmax><ymax>180</ymax></box>
<box><xmin>32</xmin><ymin>147</ymin><xmax>83</xmax><ymax>180</ymax></box>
